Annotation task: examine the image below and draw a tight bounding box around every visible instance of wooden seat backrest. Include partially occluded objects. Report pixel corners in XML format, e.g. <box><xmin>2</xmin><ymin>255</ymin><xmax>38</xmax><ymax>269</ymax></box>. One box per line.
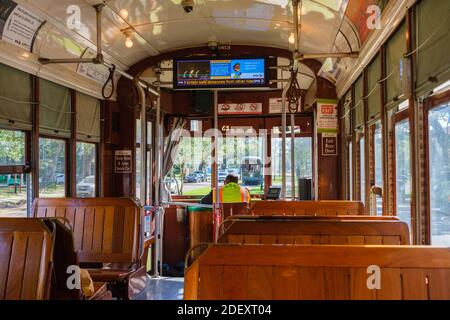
<box><xmin>185</xmin><ymin>245</ymin><xmax>450</xmax><ymax>300</ymax></box>
<box><xmin>249</xmin><ymin>201</ymin><xmax>364</xmax><ymax>216</ymax></box>
<box><xmin>218</xmin><ymin>220</ymin><xmax>410</xmax><ymax>245</ymax></box>
<box><xmin>32</xmin><ymin>198</ymin><xmax>141</xmax><ymax>265</ymax></box>
<box><xmin>221</xmin><ymin>203</ymin><xmax>249</xmax><ymax>220</ymax></box>
<box><xmin>0</xmin><ymin>218</ymin><xmax>54</xmax><ymax>300</ymax></box>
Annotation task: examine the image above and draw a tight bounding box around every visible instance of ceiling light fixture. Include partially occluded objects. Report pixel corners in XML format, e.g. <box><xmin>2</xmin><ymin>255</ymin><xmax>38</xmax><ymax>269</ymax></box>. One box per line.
<box><xmin>120</xmin><ymin>9</ymin><xmax>129</xmax><ymax>20</ymax></box>
<box><xmin>123</xmin><ymin>29</ymin><xmax>134</xmax><ymax>48</ymax></box>
<box><xmin>288</xmin><ymin>33</ymin><xmax>295</xmax><ymax>44</ymax></box>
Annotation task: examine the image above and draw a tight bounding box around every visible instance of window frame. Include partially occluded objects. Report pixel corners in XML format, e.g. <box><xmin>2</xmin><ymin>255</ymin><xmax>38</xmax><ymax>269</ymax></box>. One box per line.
<box><xmin>391</xmin><ymin>103</ymin><xmax>413</xmax><ymax>230</ymax></box>
<box><xmin>75</xmin><ymin>140</ymin><xmax>99</xmax><ymax>198</ymax></box>
<box><xmin>0</xmin><ymin>128</ymin><xmax>31</xmax><ymax>175</ymax></box>
<box><xmin>423</xmin><ymin>89</ymin><xmax>450</xmax><ymax>244</ymax></box>
<box><xmin>38</xmin><ymin>134</ymin><xmax>69</xmax><ymax>198</ymax></box>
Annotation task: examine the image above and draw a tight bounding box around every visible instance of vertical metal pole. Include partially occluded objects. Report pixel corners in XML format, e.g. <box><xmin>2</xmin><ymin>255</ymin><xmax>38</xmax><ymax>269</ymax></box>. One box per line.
<box><xmin>137</xmin><ymin>86</ymin><xmax>147</xmax><ymax>205</ymax></box>
<box><xmin>281</xmin><ymin>85</ymin><xmax>289</xmax><ymax>200</ymax></box>
<box><xmin>290</xmin><ymin>113</ymin><xmax>296</xmax><ymax>200</ymax></box>
<box><xmin>136</xmin><ymin>84</ymin><xmax>147</xmax><ymax>275</ymax></box>
<box><xmin>153</xmin><ymin>67</ymin><xmax>162</xmax><ymax>277</ymax></box>
<box><xmin>213</xmin><ymin>90</ymin><xmax>220</xmax><ymax>241</ymax></box>
<box><xmin>94</xmin><ymin>4</ymin><xmax>104</xmax><ymax>60</ymax></box>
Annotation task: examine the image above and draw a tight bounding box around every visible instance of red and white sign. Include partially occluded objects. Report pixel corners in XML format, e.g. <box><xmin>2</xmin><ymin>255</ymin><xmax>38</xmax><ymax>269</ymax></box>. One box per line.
<box><xmin>269</xmin><ymin>98</ymin><xmax>301</xmax><ymax>114</ymax></box>
<box><xmin>317</xmin><ymin>99</ymin><xmax>338</xmax><ymax>133</ymax></box>
<box><xmin>218</xmin><ymin>103</ymin><xmax>262</xmax><ymax>115</ymax></box>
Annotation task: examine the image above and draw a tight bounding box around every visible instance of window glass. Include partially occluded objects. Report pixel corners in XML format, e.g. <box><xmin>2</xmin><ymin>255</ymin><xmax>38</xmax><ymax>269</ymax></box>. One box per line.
<box><xmin>374</xmin><ymin>122</ymin><xmax>383</xmax><ymax>215</ymax></box>
<box><xmin>136</xmin><ymin>146</ymin><xmax>142</xmax><ymax>200</ymax></box>
<box><xmin>39</xmin><ymin>138</ymin><xmax>65</xmax><ymax>197</ymax></box>
<box><xmin>0</xmin><ymin>174</ymin><xmax>29</xmax><ymax>217</ymax></box>
<box><xmin>0</xmin><ymin>129</ymin><xmax>25</xmax><ymax>166</ymax></box>
<box><xmin>360</xmin><ymin>137</ymin><xmax>365</xmax><ymax>205</ymax></box>
<box><xmin>147</xmin><ymin>150</ymin><xmax>152</xmax><ymax>205</ymax></box>
<box><xmin>219</xmin><ymin>134</ymin><xmax>265</xmax><ymax>196</ymax></box>
<box><xmin>429</xmin><ymin>102</ymin><xmax>450</xmax><ymax>246</ymax></box>
<box><xmin>349</xmin><ymin>141</ymin><xmax>353</xmax><ymax>200</ymax></box>
<box><xmin>136</xmin><ymin>119</ymin><xmax>143</xmax><ymax>201</ymax></box>
<box><xmin>76</xmin><ymin>142</ymin><xmax>96</xmax><ymax>198</ymax></box>
<box><xmin>170</xmin><ymin>137</ymin><xmax>211</xmax><ymax>196</ymax></box>
<box><xmin>395</xmin><ymin>119</ymin><xmax>412</xmax><ymax>229</ymax></box>
<box><xmin>271</xmin><ymin>136</ymin><xmax>312</xmax><ymax>198</ymax></box>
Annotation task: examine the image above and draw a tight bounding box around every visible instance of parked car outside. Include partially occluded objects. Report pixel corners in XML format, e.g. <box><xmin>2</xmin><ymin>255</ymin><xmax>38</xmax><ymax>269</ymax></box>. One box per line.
<box><xmin>218</xmin><ymin>171</ymin><xmax>227</xmax><ymax>182</ymax></box>
<box><xmin>56</xmin><ymin>173</ymin><xmax>65</xmax><ymax>184</ymax></box>
<box><xmin>165</xmin><ymin>178</ymin><xmax>179</xmax><ymax>194</ymax></box>
<box><xmin>193</xmin><ymin>171</ymin><xmax>206</xmax><ymax>182</ymax></box>
<box><xmin>76</xmin><ymin>176</ymin><xmax>95</xmax><ymax>197</ymax></box>
<box><xmin>184</xmin><ymin>173</ymin><xmax>201</xmax><ymax>183</ymax></box>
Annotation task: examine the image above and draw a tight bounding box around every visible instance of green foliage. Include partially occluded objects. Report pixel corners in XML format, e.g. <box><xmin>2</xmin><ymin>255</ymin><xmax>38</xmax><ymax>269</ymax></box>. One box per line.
<box><xmin>0</xmin><ymin>129</ymin><xmax>25</xmax><ymax>165</ymax></box>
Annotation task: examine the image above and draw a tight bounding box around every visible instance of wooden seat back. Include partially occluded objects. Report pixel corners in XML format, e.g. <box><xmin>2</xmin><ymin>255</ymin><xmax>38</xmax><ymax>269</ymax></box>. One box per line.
<box><xmin>0</xmin><ymin>218</ymin><xmax>54</xmax><ymax>300</ymax></box>
<box><xmin>32</xmin><ymin>198</ymin><xmax>141</xmax><ymax>265</ymax></box>
<box><xmin>218</xmin><ymin>219</ymin><xmax>410</xmax><ymax>245</ymax></box>
<box><xmin>221</xmin><ymin>203</ymin><xmax>249</xmax><ymax>220</ymax></box>
<box><xmin>249</xmin><ymin>201</ymin><xmax>364</xmax><ymax>216</ymax></box>
<box><xmin>185</xmin><ymin>245</ymin><xmax>450</xmax><ymax>300</ymax></box>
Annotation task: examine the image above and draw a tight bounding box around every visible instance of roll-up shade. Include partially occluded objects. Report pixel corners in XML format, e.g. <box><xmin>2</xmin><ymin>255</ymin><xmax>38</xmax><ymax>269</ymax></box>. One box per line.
<box><xmin>367</xmin><ymin>54</ymin><xmax>381</xmax><ymax>120</ymax></box>
<box><xmin>76</xmin><ymin>92</ymin><xmax>101</xmax><ymax>142</ymax></box>
<box><xmin>39</xmin><ymin>79</ymin><xmax>71</xmax><ymax>138</ymax></box>
<box><xmin>386</xmin><ymin>21</ymin><xmax>406</xmax><ymax>107</ymax></box>
<box><xmin>343</xmin><ymin>90</ymin><xmax>352</xmax><ymax>136</ymax></box>
<box><xmin>416</xmin><ymin>0</ymin><xmax>450</xmax><ymax>97</ymax></box>
<box><xmin>354</xmin><ymin>76</ymin><xmax>364</xmax><ymax>129</ymax></box>
<box><xmin>0</xmin><ymin>63</ymin><xmax>32</xmax><ymax>130</ymax></box>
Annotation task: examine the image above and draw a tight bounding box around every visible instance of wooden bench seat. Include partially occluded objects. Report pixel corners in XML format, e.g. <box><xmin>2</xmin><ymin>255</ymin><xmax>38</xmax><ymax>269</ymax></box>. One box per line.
<box><xmin>41</xmin><ymin>218</ymin><xmax>113</xmax><ymax>300</ymax></box>
<box><xmin>249</xmin><ymin>200</ymin><xmax>365</xmax><ymax>216</ymax></box>
<box><xmin>0</xmin><ymin>218</ymin><xmax>54</xmax><ymax>300</ymax></box>
<box><xmin>218</xmin><ymin>219</ymin><xmax>410</xmax><ymax>245</ymax></box>
<box><xmin>185</xmin><ymin>245</ymin><xmax>450</xmax><ymax>300</ymax></box>
<box><xmin>32</xmin><ymin>197</ymin><xmax>149</xmax><ymax>299</ymax></box>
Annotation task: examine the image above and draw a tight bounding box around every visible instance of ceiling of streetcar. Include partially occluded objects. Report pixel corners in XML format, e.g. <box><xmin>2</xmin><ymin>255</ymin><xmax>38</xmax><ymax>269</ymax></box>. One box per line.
<box><xmin>3</xmin><ymin>0</ymin><xmax>395</xmax><ymax>96</ymax></box>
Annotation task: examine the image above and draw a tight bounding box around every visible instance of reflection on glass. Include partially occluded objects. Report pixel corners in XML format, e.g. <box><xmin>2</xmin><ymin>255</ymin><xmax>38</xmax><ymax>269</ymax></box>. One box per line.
<box><xmin>395</xmin><ymin>120</ymin><xmax>411</xmax><ymax>229</ymax></box>
<box><xmin>271</xmin><ymin>137</ymin><xmax>312</xmax><ymax>198</ymax></box>
<box><xmin>0</xmin><ymin>129</ymin><xmax>25</xmax><ymax>166</ymax></box>
<box><xmin>219</xmin><ymin>135</ymin><xmax>265</xmax><ymax>196</ymax></box>
<box><xmin>39</xmin><ymin>138</ymin><xmax>65</xmax><ymax>198</ymax></box>
<box><xmin>0</xmin><ymin>174</ymin><xmax>28</xmax><ymax>217</ymax></box>
<box><xmin>374</xmin><ymin>122</ymin><xmax>383</xmax><ymax>215</ymax></box>
<box><xmin>429</xmin><ymin>103</ymin><xmax>450</xmax><ymax>246</ymax></box>
<box><xmin>147</xmin><ymin>150</ymin><xmax>152</xmax><ymax>205</ymax></box>
<box><xmin>76</xmin><ymin>142</ymin><xmax>96</xmax><ymax>198</ymax></box>
<box><xmin>349</xmin><ymin>141</ymin><xmax>353</xmax><ymax>200</ymax></box>
<box><xmin>360</xmin><ymin>137</ymin><xmax>365</xmax><ymax>205</ymax></box>
<box><xmin>136</xmin><ymin>147</ymin><xmax>141</xmax><ymax>200</ymax></box>
<box><xmin>170</xmin><ymin>137</ymin><xmax>211</xmax><ymax>196</ymax></box>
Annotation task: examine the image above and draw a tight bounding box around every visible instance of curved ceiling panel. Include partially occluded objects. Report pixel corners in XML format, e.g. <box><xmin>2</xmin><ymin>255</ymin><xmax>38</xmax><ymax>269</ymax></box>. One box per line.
<box><xmin>3</xmin><ymin>0</ymin><xmax>401</xmax><ymax>99</ymax></box>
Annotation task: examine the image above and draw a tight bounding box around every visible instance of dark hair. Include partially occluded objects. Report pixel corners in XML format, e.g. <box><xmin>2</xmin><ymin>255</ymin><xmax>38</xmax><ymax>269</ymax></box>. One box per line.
<box><xmin>225</xmin><ymin>174</ymin><xmax>239</xmax><ymax>184</ymax></box>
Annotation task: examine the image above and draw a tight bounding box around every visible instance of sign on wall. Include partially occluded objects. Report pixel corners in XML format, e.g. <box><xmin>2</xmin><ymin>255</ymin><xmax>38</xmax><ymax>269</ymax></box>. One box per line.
<box><xmin>0</xmin><ymin>0</ymin><xmax>45</xmax><ymax>52</ymax></box>
<box><xmin>218</xmin><ymin>103</ymin><xmax>262</xmax><ymax>115</ymax></box>
<box><xmin>115</xmin><ymin>150</ymin><xmax>132</xmax><ymax>174</ymax></box>
<box><xmin>317</xmin><ymin>99</ymin><xmax>338</xmax><ymax>133</ymax></box>
<box><xmin>77</xmin><ymin>47</ymin><xmax>118</xmax><ymax>86</ymax></box>
<box><xmin>269</xmin><ymin>98</ymin><xmax>301</xmax><ymax>114</ymax></box>
<box><xmin>322</xmin><ymin>133</ymin><xmax>338</xmax><ymax>156</ymax></box>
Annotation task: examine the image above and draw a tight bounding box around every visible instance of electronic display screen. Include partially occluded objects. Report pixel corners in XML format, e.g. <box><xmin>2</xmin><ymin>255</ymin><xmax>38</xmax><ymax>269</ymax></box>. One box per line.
<box><xmin>173</xmin><ymin>57</ymin><xmax>268</xmax><ymax>89</ymax></box>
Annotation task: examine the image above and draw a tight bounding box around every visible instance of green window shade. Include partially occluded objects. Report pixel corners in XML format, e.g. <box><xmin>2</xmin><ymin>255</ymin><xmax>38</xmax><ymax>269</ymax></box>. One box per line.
<box><xmin>354</xmin><ymin>76</ymin><xmax>364</xmax><ymax>129</ymax></box>
<box><xmin>0</xmin><ymin>63</ymin><xmax>32</xmax><ymax>130</ymax></box>
<box><xmin>416</xmin><ymin>0</ymin><xmax>450</xmax><ymax>97</ymax></box>
<box><xmin>343</xmin><ymin>90</ymin><xmax>352</xmax><ymax>136</ymax></box>
<box><xmin>386</xmin><ymin>21</ymin><xmax>406</xmax><ymax>106</ymax></box>
<box><xmin>367</xmin><ymin>54</ymin><xmax>381</xmax><ymax>120</ymax></box>
<box><xmin>76</xmin><ymin>92</ymin><xmax>101</xmax><ymax>142</ymax></box>
<box><xmin>39</xmin><ymin>79</ymin><xmax>71</xmax><ymax>138</ymax></box>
